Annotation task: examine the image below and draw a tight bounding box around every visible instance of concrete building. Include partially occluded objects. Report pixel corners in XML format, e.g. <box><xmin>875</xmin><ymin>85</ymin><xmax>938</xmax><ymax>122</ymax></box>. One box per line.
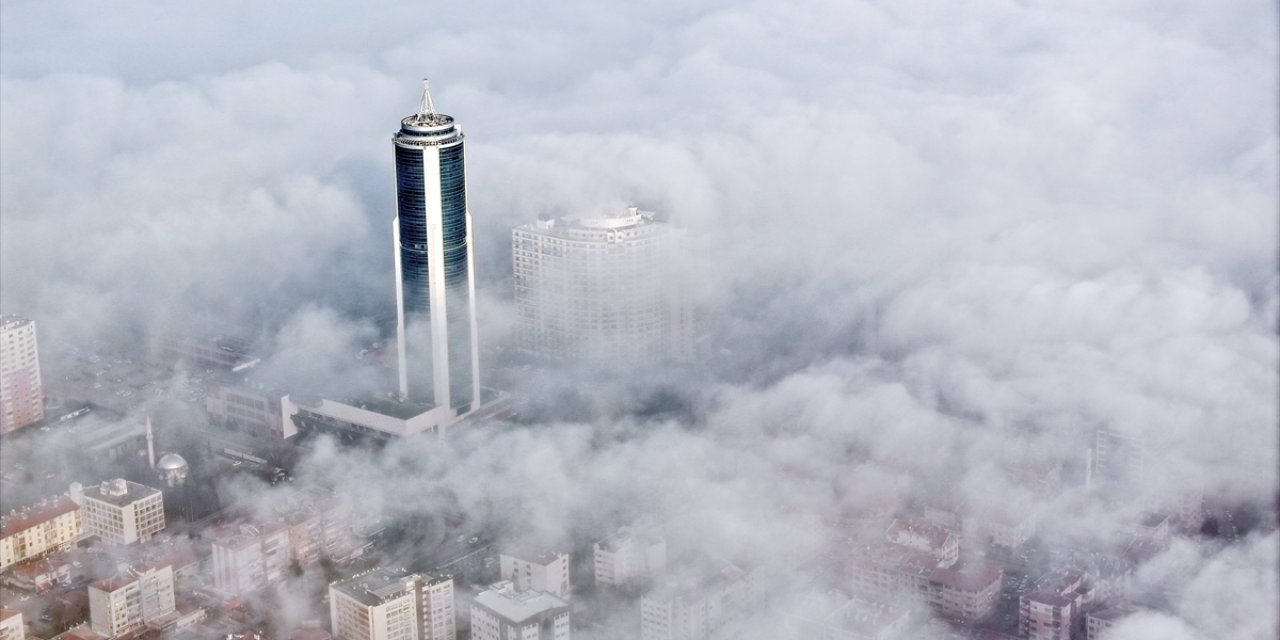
<box><xmin>1085</xmin><ymin>604</ymin><xmax>1134</xmax><ymax>640</ymax></box>
<box><xmin>0</xmin><ymin>315</ymin><xmax>44</xmax><ymax>433</ymax></box>
<box><xmin>512</xmin><ymin>208</ymin><xmax>691</xmax><ymax>368</ymax></box>
<box><xmin>1019</xmin><ymin>572</ymin><xmax>1089</xmax><ymax>640</ymax></box>
<box><xmin>499</xmin><ymin>547</ymin><xmax>571</xmax><ymax>600</ymax></box>
<box><xmin>0</xmin><ymin>495</ymin><xmax>81</xmax><ymax>570</ymax></box>
<box><xmin>206</xmin><ymin>380</ymin><xmax>292</xmax><ymax>439</ymax></box>
<box><xmin>155</xmin><ymin>333</ymin><xmax>258</xmax><ymax>372</ymax></box>
<box><xmin>927</xmin><ymin>562</ymin><xmax>1003</xmax><ymax>623</ymax></box>
<box><xmin>850</xmin><ymin>544</ymin><xmax>937</xmax><ymax>603</ymax></box>
<box><xmin>640</xmin><ymin>563</ymin><xmax>757</xmax><ymax>640</ymax></box>
<box><xmin>277</xmin><ymin>491</ymin><xmax>357</xmax><ymax>567</ymax></box>
<box><xmin>593</xmin><ymin>528</ymin><xmax>667</xmax><ymax>589</ymax></box>
<box><xmin>282</xmin><ymin>394</ymin><xmax>460</xmax><ymax>443</ymax></box>
<box><xmin>329</xmin><ymin>568</ymin><xmax>456</xmax><ymax>640</ymax></box>
<box><xmin>88</xmin><ymin>564</ymin><xmax>176</xmax><ymax>637</ymax></box>
<box><xmin>210</xmin><ymin>523</ymin><xmax>292</xmax><ymax>595</ymax></box>
<box><xmin>786</xmin><ymin>596</ymin><xmax>911</xmax><ymax>640</ymax></box>
<box><xmin>330</xmin><ymin>569</ymin><xmax>419</xmax><ymax>640</ymax></box>
<box><xmin>1090</xmin><ymin>429</ymin><xmax>1146</xmax><ymax>490</ymax></box>
<box><xmin>470</xmin><ymin>581</ymin><xmax>570</xmax><ymax>640</ymax></box>
<box><xmin>71</xmin><ymin>479</ymin><xmax>165</xmax><ymax>545</ymax></box>
<box><xmin>0</xmin><ymin>608</ymin><xmax>23</xmax><ymax>640</ymax></box>
<box><xmin>418</xmin><ymin>574</ymin><xmax>457</xmax><ymax>640</ymax></box>
<box><xmin>884</xmin><ymin>518</ymin><xmax>958</xmax><ymax>568</ymax></box>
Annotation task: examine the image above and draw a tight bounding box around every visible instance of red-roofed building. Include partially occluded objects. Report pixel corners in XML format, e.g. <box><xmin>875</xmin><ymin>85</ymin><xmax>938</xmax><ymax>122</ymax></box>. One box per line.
<box><xmin>0</xmin><ymin>496</ymin><xmax>81</xmax><ymax>570</ymax></box>
<box><xmin>7</xmin><ymin>555</ymin><xmax>72</xmax><ymax>592</ymax></box>
<box><xmin>928</xmin><ymin>562</ymin><xmax>1003</xmax><ymax>623</ymax></box>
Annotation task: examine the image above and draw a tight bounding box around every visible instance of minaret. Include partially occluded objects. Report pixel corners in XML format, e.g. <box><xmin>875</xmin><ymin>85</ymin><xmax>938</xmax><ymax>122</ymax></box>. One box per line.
<box><xmin>145</xmin><ymin>415</ymin><xmax>156</xmax><ymax>469</ymax></box>
<box><xmin>392</xmin><ymin>79</ymin><xmax>481</xmax><ymax>413</ymax></box>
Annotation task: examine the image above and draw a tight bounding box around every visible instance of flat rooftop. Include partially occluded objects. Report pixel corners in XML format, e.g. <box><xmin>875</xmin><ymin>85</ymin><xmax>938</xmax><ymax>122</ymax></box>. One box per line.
<box><xmin>82</xmin><ymin>479</ymin><xmax>161</xmax><ymax>507</ymax></box>
<box><xmin>332</xmin><ymin>568</ymin><xmax>419</xmax><ymax>607</ymax></box>
<box><xmin>473</xmin><ymin>582</ymin><xmax>568</xmax><ymax>624</ymax></box>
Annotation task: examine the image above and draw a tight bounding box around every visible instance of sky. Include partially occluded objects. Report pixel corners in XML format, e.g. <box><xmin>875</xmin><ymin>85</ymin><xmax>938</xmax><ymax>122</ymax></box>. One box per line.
<box><xmin>1</xmin><ymin>1</ymin><xmax>1277</xmax><ymax>638</ymax></box>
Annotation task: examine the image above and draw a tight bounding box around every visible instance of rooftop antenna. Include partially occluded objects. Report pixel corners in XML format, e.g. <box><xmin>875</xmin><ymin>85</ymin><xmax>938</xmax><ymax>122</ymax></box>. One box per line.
<box><xmin>419</xmin><ymin>78</ymin><xmax>437</xmax><ymax>116</ymax></box>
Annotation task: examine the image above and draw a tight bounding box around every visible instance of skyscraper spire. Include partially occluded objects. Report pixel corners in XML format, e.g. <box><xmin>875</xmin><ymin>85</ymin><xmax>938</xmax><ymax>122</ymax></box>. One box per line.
<box><xmin>419</xmin><ymin>78</ymin><xmax>437</xmax><ymax>117</ymax></box>
<box><xmin>393</xmin><ymin>80</ymin><xmax>481</xmax><ymax>413</ymax></box>
<box><xmin>145</xmin><ymin>415</ymin><xmax>155</xmax><ymax>469</ymax></box>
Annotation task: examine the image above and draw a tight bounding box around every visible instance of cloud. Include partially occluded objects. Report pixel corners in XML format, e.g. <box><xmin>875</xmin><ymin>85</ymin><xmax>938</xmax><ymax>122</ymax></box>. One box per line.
<box><xmin>0</xmin><ymin>0</ymin><xmax>1275</xmax><ymax>637</ymax></box>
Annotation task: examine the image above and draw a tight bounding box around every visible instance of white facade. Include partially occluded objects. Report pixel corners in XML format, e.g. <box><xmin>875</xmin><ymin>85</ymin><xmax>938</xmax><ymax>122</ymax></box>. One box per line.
<box><xmin>88</xmin><ymin>564</ymin><xmax>176</xmax><ymax>637</ymax></box>
<box><xmin>330</xmin><ymin>568</ymin><xmax>456</xmax><ymax>640</ymax></box>
<box><xmin>593</xmin><ymin>528</ymin><xmax>667</xmax><ymax>588</ymax></box>
<box><xmin>0</xmin><ymin>496</ymin><xmax>81</xmax><ymax>571</ymax></box>
<box><xmin>884</xmin><ymin>518</ymin><xmax>958</xmax><ymax>568</ymax></box>
<box><xmin>499</xmin><ymin>548</ymin><xmax>571</xmax><ymax>600</ymax></box>
<box><xmin>0</xmin><ymin>609</ymin><xmax>23</xmax><ymax>640</ymax></box>
<box><xmin>72</xmin><ymin>479</ymin><xmax>165</xmax><ymax>545</ymax></box>
<box><xmin>512</xmin><ymin>208</ymin><xmax>691</xmax><ymax>368</ymax></box>
<box><xmin>211</xmin><ymin>524</ymin><xmax>292</xmax><ymax>595</ymax></box>
<box><xmin>419</xmin><ymin>576</ymin><xmax>456</xmax><ymax>640</ymax></box>
<box><xmin>0</xmin><ymin>315</ymin><xmax>43</xmax><ymax>433</ymax></box>
<box><xmin>470</xmin><ymin>582</ymin><xmax>570</xmax><ymax>640</ymax></box>
<box><xmin>640</xmin><ymin>564</ymin><xmax>756</xmax><ymax>640</ymax></box>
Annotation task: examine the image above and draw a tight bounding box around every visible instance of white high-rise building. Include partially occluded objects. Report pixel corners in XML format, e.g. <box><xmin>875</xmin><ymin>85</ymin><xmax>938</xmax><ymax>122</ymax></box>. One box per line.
<box><xmin>499</xmin><ymin>547</ymin><xmax>571</xmax><ymax>600</ymax></box>
<box><xmin>70</xmin><ymin>479</ymin><xmax>165</xmax><ymax>545</ymax></box>
<box><xmin>330</xmin><ymin>569</ymin><xmax>456</xmax><ymax>640</ymax></box>
<box><xmin>0</xmin><ymin>315</ymin><xmax>44</xmax><ymax>433</ymax></box>
<box><xmin>88</xmin><ymin>563</ymin><xmax>176</xmax><ymax>637</ymax></box>
<box><xmin>470</xmin><ymin>582</ymin><xmax>570</xmax><ymax>640</ymax></box>
<box><xmin>512</xmin><ymin>208</ymin><xmax>691</xmax><ymax>368</ymax></box>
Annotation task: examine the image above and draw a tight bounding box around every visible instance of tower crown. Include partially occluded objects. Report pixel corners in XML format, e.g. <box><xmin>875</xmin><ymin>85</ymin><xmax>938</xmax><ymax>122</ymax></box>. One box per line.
<box><xmin>401</xmin><ymin>78</ymin><xmax>456</xmax><ymax>132</ymax></box>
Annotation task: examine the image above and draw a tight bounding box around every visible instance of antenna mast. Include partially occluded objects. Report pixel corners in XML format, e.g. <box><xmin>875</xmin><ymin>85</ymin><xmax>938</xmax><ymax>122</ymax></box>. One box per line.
<box><xmin>419</xmin><ymin>78</ymin><xmax>437</xmax><ymax>116</ymax></box>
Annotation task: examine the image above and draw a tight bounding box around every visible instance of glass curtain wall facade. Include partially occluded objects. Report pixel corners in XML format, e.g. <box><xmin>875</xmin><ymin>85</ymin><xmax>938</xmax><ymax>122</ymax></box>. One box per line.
<box><xmin>392</xmin><ymin>83</ymin><xmax>480</xmax><ymax>413</ymax></box>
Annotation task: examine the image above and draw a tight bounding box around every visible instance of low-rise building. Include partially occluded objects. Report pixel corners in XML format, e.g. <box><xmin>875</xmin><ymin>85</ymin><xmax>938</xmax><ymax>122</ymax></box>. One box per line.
<box><xmin>1085</xmin><ymin>604</ymin><xmax>1134</xmax><ymax>640</ymax></box>
<box><xmin>850</xmin><ymin>544</ymin><xmax>938</xmax><ymax>603</ymax></box>
<box><xmin>1019</xmin><ymin>572</ymin><xmax>1088</xmax><ymax>640</ymax></box>
<box><xmin>640</xmin><ymin>563</ymin><xmax>758</xmax><ymax>640</ymax></box>
<box><xmin>594</xmin><ymin>528</ymin><xmax>666</xmax><ymax>589</ymax></box>
<box><xmin>0</xmin><ymin>608</ymin><xmax>24</xmax><ymax>640</ymax></box>
<box><xmin>927</xmin><ymin>562</ymin><xmax>1003</xmax><ymax>623</ymax></box>
<box><xmin>884</xmin><ymin>518</ymin><xmax>958</xmax><ymax>568</ymax></box>
<box><xmin>0</xmin><ymin>495</ymin><xmax>81</xmax><ymax>570</ymax></box>
<box><xmin>471</xmin><ymin>581</ymin><xmax>570</xmax><ymax>640</ymax></box>
<box><xmin>499</xmin><ymin>547</ymin><xmax>571</xmax><ymax>600</ymax></box>
<box><xmin>206</xmin><ymin>380</ymin><xmax>292</xmax><ymax>439</ymax></box>
<box><xmin>71</xmin><ymin>479</ymin><xmax>165</xmax><ymax>545</ymax></box>
<box><xmin>787</xmin><ymin>596</ymin><xmax>911</xmax><ymax>640</ymax></box>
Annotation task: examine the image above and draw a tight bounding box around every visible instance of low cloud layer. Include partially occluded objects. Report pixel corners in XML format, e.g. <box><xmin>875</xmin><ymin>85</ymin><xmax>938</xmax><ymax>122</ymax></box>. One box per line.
<box><xmin>1</xmin><ymin>0</ymin><xmax>1276</xmax><ymax>637</ymax></box>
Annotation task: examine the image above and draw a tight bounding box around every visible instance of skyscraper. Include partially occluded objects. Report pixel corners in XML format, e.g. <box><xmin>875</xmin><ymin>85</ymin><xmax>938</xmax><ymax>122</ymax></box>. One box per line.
<box><xmin>393</xmin><ymin>81</ymin><xmax>480</xmax><ymax>413</ymax></box>
<box><xmin>512</xmin><ymin>208</ymin><xmax>691</xmax><ymax>368</ymax></box>
<box><xmin>0</xmin><ymin>315</ymin><xmax>44</xmax><ymax>433</ymax></box>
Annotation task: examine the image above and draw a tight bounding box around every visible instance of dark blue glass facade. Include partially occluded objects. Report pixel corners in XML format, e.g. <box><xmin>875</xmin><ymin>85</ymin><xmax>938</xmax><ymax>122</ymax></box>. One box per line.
<box><xmin>396</xmin><ymin>146</ymin><xmax>430</xmax><ymax>315</ymax></box>
<box><xmin>394</xmin><ymin>134</ymin><xmax>475</xmax><ymax>411</ymax></box>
